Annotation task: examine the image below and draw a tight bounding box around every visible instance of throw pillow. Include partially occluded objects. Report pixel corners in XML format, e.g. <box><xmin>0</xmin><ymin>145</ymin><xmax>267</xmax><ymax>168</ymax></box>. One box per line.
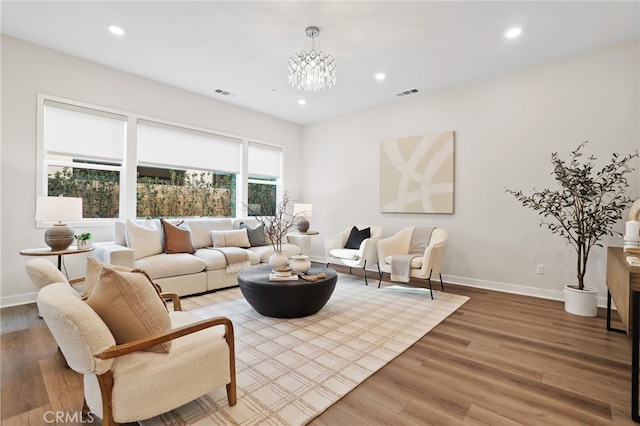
<box><xmin>86</xmin><ymin>266</ymin><xmax>171</xmax><ymax>353</ymax></box>
<box><xmin>126</xmin><ymin>219</ymin><xmax>163</xmax><ymax>260</ymax></box>
<box><xmin>240</xmin><ymin>222</ymin><xmax>267</xmax><ymax>247</ymax></box>
<box><xmin>210</xmin><ymin>229</ymin><xmax>251</xmax><ymax>248</ymax></box>
<box><xmin>82</xmin><ymin>257</ymin><xmax>132</xmax><ymax>300</ymax></box>
<box><xmin>344</xmin><ymin>226</ymin><xmax>371</xmax><ymax>249</ymax></box>
<box><xmin>161</xmin><ymin>219</ymin><xmax>195</xmax><ymax>254</ymax></box>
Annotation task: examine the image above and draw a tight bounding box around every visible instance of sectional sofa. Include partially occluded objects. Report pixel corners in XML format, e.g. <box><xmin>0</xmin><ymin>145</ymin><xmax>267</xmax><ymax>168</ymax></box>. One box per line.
<box><xmin>94</xmin><ymin>218</ymin><xmax>302</xmax><ymax>296</ymax></box>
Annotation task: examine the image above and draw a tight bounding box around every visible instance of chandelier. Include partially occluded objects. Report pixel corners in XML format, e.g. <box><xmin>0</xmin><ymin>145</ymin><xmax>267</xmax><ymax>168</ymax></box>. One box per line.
<box><xmin>288</xmin><ymin>26</ymin><xmax>337</xmax><ymax>93</ymax></box>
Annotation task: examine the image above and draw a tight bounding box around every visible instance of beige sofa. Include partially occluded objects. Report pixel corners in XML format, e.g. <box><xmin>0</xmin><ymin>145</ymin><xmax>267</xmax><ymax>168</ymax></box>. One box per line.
<box><xmin>94</xmin><ymin>218</ymin><xmax>302</xmax><ymax>296</ymax></box>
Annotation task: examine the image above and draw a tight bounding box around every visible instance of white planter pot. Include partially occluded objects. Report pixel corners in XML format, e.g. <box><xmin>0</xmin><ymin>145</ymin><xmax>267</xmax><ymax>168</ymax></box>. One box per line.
<box><xmin>77</xmin><ymin>239</ymin><xmax>92</xmax><ymax>249</ymax></box>
<box><xmin>563</xmin><ymin>284</ymin><xmax>598</xmax><ymax>317</ymax></box>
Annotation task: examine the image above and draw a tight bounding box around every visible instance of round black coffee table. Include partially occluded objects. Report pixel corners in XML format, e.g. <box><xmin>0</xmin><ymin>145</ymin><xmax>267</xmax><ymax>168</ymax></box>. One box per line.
<box><xmin>237</xmin><ymin>264</ymin><xmax>337</xmax><ymax>318</ymax></box>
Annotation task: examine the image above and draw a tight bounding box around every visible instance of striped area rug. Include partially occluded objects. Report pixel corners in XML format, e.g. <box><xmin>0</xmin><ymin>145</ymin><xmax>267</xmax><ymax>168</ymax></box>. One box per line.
<box><xmin>142</xmin><ymin>273</ymin><xmax>469</xmax><ymax>426</ymax></box>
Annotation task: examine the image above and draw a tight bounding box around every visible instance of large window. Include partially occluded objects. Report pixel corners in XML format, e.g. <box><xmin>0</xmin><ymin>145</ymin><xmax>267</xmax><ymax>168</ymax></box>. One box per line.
<box><xmin>136</xmin><ymin>120</ymin><xmax>242</xmax><ymax>218</ymax></box>
<box><xmin>42</xmin><ymin>100</ymin><xmax>125</xmax><ymax>218</ymax></box>
<box><xmin>38</xmin><ymin>95</ymin><xmax>285</xmax><ymax>222</ymax></box>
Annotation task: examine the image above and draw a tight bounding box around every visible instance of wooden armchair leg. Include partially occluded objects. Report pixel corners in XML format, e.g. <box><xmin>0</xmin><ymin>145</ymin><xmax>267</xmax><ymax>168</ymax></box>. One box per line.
<box><xmin>97</xmin><ymin>371</ymin><xmax>118</xmax><ymax>426</ymax></box>
<box><xmin>225</xmin><ymin>320</ymin><xmax>237</xmax><ymax>407</ymax></box>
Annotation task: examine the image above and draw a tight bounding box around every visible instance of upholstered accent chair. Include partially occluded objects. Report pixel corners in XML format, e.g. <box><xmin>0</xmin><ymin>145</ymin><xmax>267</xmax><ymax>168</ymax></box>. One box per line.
<box><xmin>324</xmin><ymin>225</ymin><xmax>384</xmax><ymax>285</ymax></box>
<box><xmin>25</xmin><ymin>257</ymin><xmax>82</xmax><ymax>289</ymax></box>
<box><xmin>37</xmin><ymin>281</ymin><xmax>236</xmax><ymax>425</ymax></box>
<box><xmin>377</xmin><ymin>227</ymin><xmax>448</xmax><ymax>298</ymax></box>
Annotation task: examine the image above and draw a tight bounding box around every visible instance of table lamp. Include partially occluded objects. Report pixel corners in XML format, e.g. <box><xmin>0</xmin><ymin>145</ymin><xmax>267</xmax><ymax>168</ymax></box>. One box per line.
<box><xmin>35</xmin><ymin>196</ymin><xmax>83</xmax><ymax>251</ymax></box>
<box><xmin>293</xmin><ymin>203</ymin><xmax>312</xmax><ymax>233</ymax></box>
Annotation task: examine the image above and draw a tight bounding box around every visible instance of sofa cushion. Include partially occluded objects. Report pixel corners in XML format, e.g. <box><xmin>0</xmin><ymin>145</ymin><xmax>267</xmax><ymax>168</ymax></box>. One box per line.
<box><xmin>184</xmin><ymin>218</ymin><xmax>233</xmax><ymax>249</ymax></box>
<box><xmin>85</xmin><ymin>266</ymin><xmax>171</xmax><ymax>353</ymax></box>
<box><xmin>83</xmin><ymin>257</ymin><xmax>133</xmax><ymax>300</ymax></box>
<box><xmin>330</xmin><ymin>248</ymin><xmax>360</xmax><ymax>260</ymax></box>
<box><xmin>126</xmin><ymin>219</ymin><xmax>163</xmax><ymax>260</ymax></box>
<box><xmin>161</xmin><ymin>219</ymin><xmax>195</xmax><ymax>254</ymax></box>
<box><xmin>195</xmin><ymin>248</ymin><xmax>260</xmax><ymax>271</ymax></box>
<box><xmin>134</xmin><ymin>253</ymin><xmax>206</xmax><ymax>280</ymax></box>
<box><xmin>344</xmin><ymin>226</ymin><xmax>371</xmax><ymax>249</ymax></box>
<box><xmin>239</xmin><ymin>222</ymin><xmax>267</xmax><ymax>247</ymax></box>
<box><xmin>211</xmin><ymin>229</ymin><xmax>251</xmax><ymax>248</ymax></box>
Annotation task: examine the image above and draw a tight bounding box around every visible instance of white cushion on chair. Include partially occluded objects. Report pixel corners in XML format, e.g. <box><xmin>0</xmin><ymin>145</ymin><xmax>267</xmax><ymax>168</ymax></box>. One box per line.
<box><xmin>385</xmin><ymin>255</ymin><xmax>423</xmax><ymax>269</ymax></box>
<box><xmin>25</xmin><ymin>258</ymin><xmax>68</xmax><ymax>288</ymax></box>
<box><xmin>330</xmin><ymin>248</ymin><xmax>360</xmax><ymax>260</ymax></box>
<box><xmin>84</xmin><ymin>310</ymin><xmax>230</xmax><ymax>423</ymax></box>
<box><xmin>37</xmin><ymin>283</ymin><xmax>116</xmax><ymax>375</ymax></box>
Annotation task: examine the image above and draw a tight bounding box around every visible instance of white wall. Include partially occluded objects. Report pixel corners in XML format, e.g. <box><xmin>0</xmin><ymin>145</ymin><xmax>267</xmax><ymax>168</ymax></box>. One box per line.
<box><xmin>0</xmin><ymin>35</ymin><xmax>303</xmax><ymax>307</ymax></box>
<box><xmin>2</xmin><ymin>35</ymin><xmax>638</xmax><ymax>308</ymax></box>
<box><xmin>302</xmin><ymin>41</ymin><xmax>640</xmax><ymax>304</ymax></box>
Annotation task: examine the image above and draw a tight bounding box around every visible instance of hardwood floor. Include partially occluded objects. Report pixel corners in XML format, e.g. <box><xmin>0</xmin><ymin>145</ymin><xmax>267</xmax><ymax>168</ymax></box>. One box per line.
<box><xmin>1</xmin><ymin>271</ymin><xmax>636</xmax><ymax>425</ymax></box>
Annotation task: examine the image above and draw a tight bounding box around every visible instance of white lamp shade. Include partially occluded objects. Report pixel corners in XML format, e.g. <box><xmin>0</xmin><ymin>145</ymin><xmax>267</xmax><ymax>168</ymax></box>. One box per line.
<box><xmin>36</xmin><ymin>196</ymin><xmax>83</xmax><ymax>222</ymax></box>
<box><xmin>293</xmin><ymin>203</ymin><xmax>313</xmax><ymax>217</ymax></box>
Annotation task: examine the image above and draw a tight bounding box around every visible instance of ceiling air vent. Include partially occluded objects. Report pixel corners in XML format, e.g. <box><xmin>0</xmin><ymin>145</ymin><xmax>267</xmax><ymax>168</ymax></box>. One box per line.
<box><xmin>396</xmin><ymin>88</ymin><xmax>421</xmax><ymax>97</ymax></box>
<box><xmin>214</xmin><ymin>89</ymin><xmax>232</xmax><ymax>96</ymax></box>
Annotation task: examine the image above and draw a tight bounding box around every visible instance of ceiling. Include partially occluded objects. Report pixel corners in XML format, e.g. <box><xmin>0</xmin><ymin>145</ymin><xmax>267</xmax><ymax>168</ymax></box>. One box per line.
<box><xmin>2</xmin><ymin>1</ymin><xmax>639</xmax><ymax>125</ymax></box>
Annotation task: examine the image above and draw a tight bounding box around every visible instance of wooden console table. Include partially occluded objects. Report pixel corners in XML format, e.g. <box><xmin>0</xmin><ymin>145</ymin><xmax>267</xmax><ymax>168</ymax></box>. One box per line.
<box><xmin>605</xmin><ymin>246</ymin><xmax>640</xmax><ymax>422</ymax></box>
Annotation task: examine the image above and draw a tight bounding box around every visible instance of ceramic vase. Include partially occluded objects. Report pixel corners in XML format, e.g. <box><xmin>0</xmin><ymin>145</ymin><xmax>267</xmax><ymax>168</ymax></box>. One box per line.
<box><xmin>269</xmin><ymin>250</ymin><xmax>289</xmax><ymax>269</ymax></box>
<box><xmin>290</xmin><ymin>255</ymin><xmax>311</xmax><ymax>274</ymax></box>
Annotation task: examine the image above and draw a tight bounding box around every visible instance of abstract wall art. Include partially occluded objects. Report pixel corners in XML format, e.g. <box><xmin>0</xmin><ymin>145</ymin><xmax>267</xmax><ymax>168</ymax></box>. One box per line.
<box><xmin>380</xmin><ymin>130</ymin><xmax>455</xmax><ymax>214</ymax></box>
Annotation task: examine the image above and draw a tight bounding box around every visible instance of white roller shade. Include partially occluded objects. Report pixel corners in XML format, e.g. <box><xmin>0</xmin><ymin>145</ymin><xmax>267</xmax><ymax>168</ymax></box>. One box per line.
<box><xmin>44</xmin><ymin>101</ymin><xmax>126</xmax><ymax>161</ymax></box>
<box><xmin>248</xmin><ymin>142</ymin><xmax>282</xmax><ymax>178</ymax></box>
<box><xmin>138</xmin><ymin>121</ymin><xmax>242</xmax><ymax>173</ymax></box>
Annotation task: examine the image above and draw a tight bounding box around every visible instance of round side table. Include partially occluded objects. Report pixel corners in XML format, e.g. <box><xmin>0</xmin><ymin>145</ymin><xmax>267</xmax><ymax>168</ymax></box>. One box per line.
<box><xmin>20</xmin><ymin>246</ymin><xmax>94</xmax><ymax>270</ymax></box>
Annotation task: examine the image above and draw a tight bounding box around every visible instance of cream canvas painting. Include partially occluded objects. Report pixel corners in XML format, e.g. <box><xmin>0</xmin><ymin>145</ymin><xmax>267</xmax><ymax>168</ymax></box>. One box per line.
<box><xmin>380</xmin><ymin>131</ymin><xmax>454</xmax><ymax>213</ymax></box>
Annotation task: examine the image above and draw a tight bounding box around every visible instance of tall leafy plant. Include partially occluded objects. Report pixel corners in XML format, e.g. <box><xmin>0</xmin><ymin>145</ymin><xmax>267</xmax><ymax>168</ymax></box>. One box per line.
<box><xmin>506</xmin><ymin>142</ymin><xmax>637</xmax><ymax>290</ymax></box>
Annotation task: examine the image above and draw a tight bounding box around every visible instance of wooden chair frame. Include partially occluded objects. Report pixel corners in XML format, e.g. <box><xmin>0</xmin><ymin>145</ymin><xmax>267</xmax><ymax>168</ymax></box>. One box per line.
<box><xmin>84</xmin><ymin>316</ymin><xmax>236</xmax><ymax>426</ymax></box>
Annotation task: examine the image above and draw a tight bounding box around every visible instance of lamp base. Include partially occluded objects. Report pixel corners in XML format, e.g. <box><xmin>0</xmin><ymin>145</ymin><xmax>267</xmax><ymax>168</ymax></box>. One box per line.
<box><xmin>296</xmin><ymin>218</ymin><xmax>310</xmax><ymax>233</ymax></box>
<box><xmin>44</xmin><ymin>224</ymin><xmax>75</xmax><ymax>251</ymax></box>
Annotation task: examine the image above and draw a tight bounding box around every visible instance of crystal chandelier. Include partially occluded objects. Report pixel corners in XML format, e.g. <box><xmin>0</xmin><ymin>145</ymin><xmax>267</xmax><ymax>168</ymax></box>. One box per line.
<box><xmin>288</xmin><ymin>26</ymin><xmax>337</xmax><ymax>93</ymax></box>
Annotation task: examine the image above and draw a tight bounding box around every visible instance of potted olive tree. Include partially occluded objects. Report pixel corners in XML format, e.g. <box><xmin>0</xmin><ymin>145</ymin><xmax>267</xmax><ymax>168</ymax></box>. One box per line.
<box><xmin>507</xmin><ymin>142</ymin><xmax>637</xmax><ymax>317</ymax></box>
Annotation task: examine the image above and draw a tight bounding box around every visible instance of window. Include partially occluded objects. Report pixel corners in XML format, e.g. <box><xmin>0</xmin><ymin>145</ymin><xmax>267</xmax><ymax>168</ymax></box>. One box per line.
<box><xmin>136</xmin><ymin>120</ymin><xmax>241</xmax><ymax>218</ymax></box>
<box><xmin>38</xmin><ymin>95</ymin><xmax>286</xmax><ymax>222</ymax></box>
<box><xmin>247</xmin><ymin>142</ymin><xmax>283</xmax><ymax>216</ymax></box>
<box><xmin>42</xmin><ymin>100</ymin><xmax>126</xmax><ymax>219</ymax></box>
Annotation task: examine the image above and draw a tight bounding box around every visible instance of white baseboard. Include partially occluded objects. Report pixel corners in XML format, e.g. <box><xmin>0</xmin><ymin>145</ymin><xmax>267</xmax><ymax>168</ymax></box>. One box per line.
<box><xmin>1</xmin><ymin>284</ymin><xmax>85</xmax><ymax>309</ymax></box>
<box><xmin>1</xmin><ymin>291</ymin><xmax>38</xmax><ymax>308</ymax></box>
<box><xmin>311</xmin><ymin>255</ymin><xmax>613</xmax><ymax>310</ymax></box>
<box><xmin>2</xmin><ymin>263</ymin><xmax>612</xmax><ymax>311</ymax></box>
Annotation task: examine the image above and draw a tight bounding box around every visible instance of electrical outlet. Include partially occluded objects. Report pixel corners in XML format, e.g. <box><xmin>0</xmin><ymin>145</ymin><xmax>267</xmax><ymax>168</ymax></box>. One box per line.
<box><xmin>536</xmin><ymin>264</ymin><xmax>545</xmax><ymax>275</ymax></box>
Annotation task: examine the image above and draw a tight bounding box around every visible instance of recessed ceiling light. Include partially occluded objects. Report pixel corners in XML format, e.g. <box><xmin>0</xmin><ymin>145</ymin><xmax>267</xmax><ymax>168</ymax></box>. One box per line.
<box><xmin>375</xmin><ymin>73</ymin><xmax>386</xmax><ymax>81</ymax></box>
<box><xmin>298</xmin><ymin>99</ymin><xmax>306</xmax><ymax>105</ymax></box>
<box><xmin>108</xmin><ymin>24</ymin><xmax>125</xmax><ymax>36</ymax></box>
<box><xmin>505</xmin><ymin>27</ymin><xmax>522</xmax><ymax>39</ymax></box>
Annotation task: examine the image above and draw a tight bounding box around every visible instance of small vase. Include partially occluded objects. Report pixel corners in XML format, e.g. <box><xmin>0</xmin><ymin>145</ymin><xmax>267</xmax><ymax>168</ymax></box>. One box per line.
<box><xmin>290</xmin><ymin>255</ymin><xmax>311</xmax><ymax>274</ymax></box>
<box><xmin>77</xmin><ymin>240</ymin><xmax>92</xmax><ymax>249</ymax></box>
<box><xmin>269</xmin><ymin>251</ymin><xmax>289</xmax><ymax>269</ymax></box>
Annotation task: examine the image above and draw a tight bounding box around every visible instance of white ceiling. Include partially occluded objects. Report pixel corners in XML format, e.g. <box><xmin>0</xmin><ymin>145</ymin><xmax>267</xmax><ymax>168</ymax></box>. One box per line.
<box><xmin>2</xmin><ymin>1</ymin><xmax>639</xmax><ymax>125</ymax></box>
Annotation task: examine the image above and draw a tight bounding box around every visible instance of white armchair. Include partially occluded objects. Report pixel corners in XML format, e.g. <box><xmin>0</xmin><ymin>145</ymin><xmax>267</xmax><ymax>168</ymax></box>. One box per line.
<box><xmin>325</xmin><ymin>225</ymin><xmax>384</xmax><ymax>285</ymax></box>
<box><xmin>377</xmin><ymin>227</ymin><xmax>448</xmax><ymax>298</ymax></box>
<box><xmin>37</xmin><ymin>281</ymin><xmax>236</xmax><ymax>425</ymax></box>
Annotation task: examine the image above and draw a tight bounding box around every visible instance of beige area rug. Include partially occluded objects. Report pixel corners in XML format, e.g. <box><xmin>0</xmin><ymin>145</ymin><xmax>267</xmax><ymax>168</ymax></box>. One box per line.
<box><xmin>142</xmin><ymin>274</ymin><xmax>469</xmax><ymax>426</ymax></box>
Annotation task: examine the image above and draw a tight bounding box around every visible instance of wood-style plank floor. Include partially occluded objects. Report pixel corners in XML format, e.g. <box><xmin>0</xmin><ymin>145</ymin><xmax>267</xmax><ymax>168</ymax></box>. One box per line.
<box><xmin>1</xmin><ymin>269</ymin><xmax>636</xmax><ymax>425</ymax></box>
